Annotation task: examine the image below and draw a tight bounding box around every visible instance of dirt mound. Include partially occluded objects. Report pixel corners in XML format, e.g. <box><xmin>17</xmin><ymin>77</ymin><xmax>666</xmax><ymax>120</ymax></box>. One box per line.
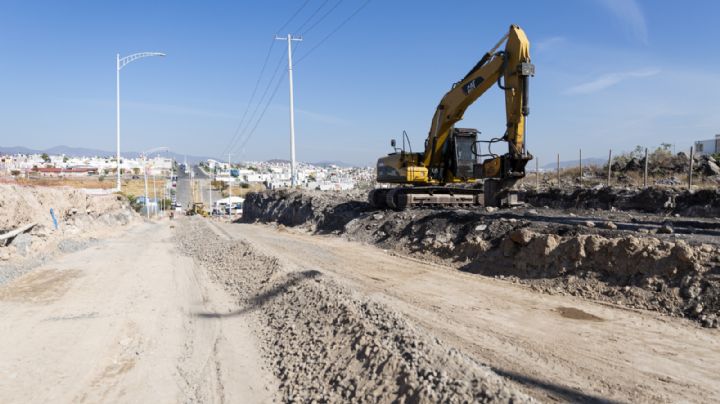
<box><xmin>0</xmin><ymin>184</ymin><xmax>138</xmax><ymax>282</ymax></box>
<box><xmin>242</xmin><ymin>189</ymin><xmax>370</xmax><ymax>233</ymax></box>
<box><xmin>522</xmin><ymin>187</ymin><xmax>720</xmax><ymax>217</ymax></box>
<box><xmin>0</xmin><ymin>184</ymin><xmax>133</xmax><ymax>231</ymax></box>
<box><xmin>240</xmin><ymin>190</ymin><xmax>720</xmax><ymax>328</ymax></box>
<box><xmin>176</xmin><ymin>219</ymin><xmax>533</xmax><ymax>403</ymax></box>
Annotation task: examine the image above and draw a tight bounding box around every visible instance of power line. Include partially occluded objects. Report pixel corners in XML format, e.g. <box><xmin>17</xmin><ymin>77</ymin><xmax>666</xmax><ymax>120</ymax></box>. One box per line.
<box><xmin>232</xmin><ymin>51</ymin><xmax>288</xmax><ymax>154</ymax></box>
<box><xmin>300</xmin><ymin>0</ymin><xmax>344</xmax><ymax>35</ymax></box>
<box><xmin>276</xmin><ymin>0</ymin><xmax>312</xmax><ymax>33</ymax></box>
<box><xmin>294</xmin><ymin>0</ymin><xmax>331</xmax><ymax>33</ymax></box>
<box><xmin>221</xmin><ymin>0</ymin><xmax>311</xmax><ymax>158</ymax></box>
<box><xmin>221</xmin><ymin>39</ymin><xmax>276</xmax><ymax>157</ymax></box>
<box><xmin>235</xmin><ymin>70</ymin><xmax>288</xmax><ymax>153</ymax></box>
<box><xmin>295</xmin><ymin>0</ymin><xmax>371</xmax><ymax>65</ymax></box>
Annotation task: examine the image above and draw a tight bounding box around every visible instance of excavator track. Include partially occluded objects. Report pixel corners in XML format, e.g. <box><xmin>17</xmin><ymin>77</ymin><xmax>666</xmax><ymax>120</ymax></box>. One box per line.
<box><xmin>369</xmin><ymin>187</ymin><xmax>484</xmax><ymax>210</ymax></box>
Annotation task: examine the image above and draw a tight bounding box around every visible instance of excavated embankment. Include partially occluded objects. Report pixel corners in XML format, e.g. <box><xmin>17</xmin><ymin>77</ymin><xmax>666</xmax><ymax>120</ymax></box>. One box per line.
<box><xmin>0</xmin><ymin>184</ymin><xmax>138</xmax><ymax>284</ymax></box>
<box><xmin>241</xmin><ymin>190</ymin><xmax>720</xmax><ymax>328</ymax></box>
<box><xmin>522</xmin><ymin>187</ymin><xmax>720</xmax><ymax>218</ymax></box>
<box><xmin>176</xmin><ymin>218</ymin><xmax>533</xmax><ymax>403</ymax></box>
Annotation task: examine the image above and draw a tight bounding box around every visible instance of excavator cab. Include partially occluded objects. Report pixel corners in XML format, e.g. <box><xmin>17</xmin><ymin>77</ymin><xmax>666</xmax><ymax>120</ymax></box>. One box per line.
<box><xmin>447</xmin><ymin>128</ymin><xmax>478</xmax><ymax>180</ymax></box>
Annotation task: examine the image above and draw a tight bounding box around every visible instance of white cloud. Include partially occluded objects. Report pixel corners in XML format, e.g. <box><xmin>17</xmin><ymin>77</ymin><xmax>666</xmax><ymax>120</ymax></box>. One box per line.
<box><xmin>596</xmin><ymin>0</ymin><xmax>648</xmax><ymax>44</ymax></box>
<box><xmin>565</xmin><ymin>68</ymin><xmax>660</xmax><ymax>94</ymax></box>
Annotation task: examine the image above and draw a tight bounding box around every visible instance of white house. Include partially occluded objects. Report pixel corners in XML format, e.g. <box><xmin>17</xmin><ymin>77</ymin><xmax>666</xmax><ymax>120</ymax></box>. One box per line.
<box><xmin>695</xmin><ymin>134</ymin><xmax>720</xmax><ymax>155</ymax></box>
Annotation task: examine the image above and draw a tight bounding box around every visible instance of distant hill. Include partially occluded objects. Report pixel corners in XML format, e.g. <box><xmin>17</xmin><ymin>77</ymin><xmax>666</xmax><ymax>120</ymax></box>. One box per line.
<box><xmin>266</xmin><ymin>159</ymin><xmax>355</xmax><ymax>167</ymax></box>
<box><xmin>266</xmin><ymin>159</ymin><xmax>291</xmax><ymax>164</ymax></box>
<box><xmin>0</xmin><ymin>145</ymin><xmax>214</xmax><ymax>165</ymax></box>
<box><xmin>541</xmin><ymin>157</ymin><xmax>606</xmax><ymax>170</ymax></box>
<box><xmin>311</xmin><ymin>160</ymin><xmax>353</xmax><ymax>168</ymax></box>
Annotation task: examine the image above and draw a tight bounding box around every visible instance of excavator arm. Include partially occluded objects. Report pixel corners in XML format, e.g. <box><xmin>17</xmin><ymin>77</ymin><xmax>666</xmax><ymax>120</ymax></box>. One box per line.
<box><xmin>423</xmin><ymin>25</ymin><xmax>533</xmax><ymax>183</ymax></box>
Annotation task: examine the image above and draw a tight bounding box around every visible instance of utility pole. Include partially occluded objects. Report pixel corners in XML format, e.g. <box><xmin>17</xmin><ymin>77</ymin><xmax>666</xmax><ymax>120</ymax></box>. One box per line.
<box><xmin>689</xmin><ymin>146</ymin><xmax>694</xmax><ymax>189</ymax></box>
<box><xmin>152</xmin><ymin>171</ymin><xmax>157</xmax><ymax>218</ymax></box>
<box><xmin>579</xmin><ymin>149</ymin><xmax>583</xmax><ymax>185</ymax></box>
<box><xmin>275</xmin><ymin>34</ymin><xmax>303</xmax><ymax>188</ymax></box>
<box><xmin>643</xmin><ymin>148</ymin><xmax>649</xmax><ymax>188</ymax></box>
<box><xmin>143</xmin><ymin>156</ymin><xmax>150</xmax><ymax>219</ymax></box>
<box><xmin>228</xmin><ymin>152</ymin><xmax>233</xmax><ymax>201</ymax></box>
<box><xmin>607</xmin><ymin>149</ymin><xmax>613</xmax><ymax>187</ymax></box>
<box><xmin>116</xmin><ymin>54</ymin><xmax>121</xmax><ymax>191</ymax></box>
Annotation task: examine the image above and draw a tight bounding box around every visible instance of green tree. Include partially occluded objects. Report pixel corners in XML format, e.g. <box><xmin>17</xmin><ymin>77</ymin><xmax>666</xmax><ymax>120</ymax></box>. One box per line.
<box><xmin>41</xmin><ymin>153</ymin><xmax>50</xmax><ymax>163</ymax></box>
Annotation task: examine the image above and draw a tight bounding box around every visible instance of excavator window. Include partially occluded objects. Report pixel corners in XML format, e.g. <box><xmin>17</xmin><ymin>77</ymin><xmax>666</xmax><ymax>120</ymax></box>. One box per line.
<box><xmin>452</xmin><ymin>133</ymin><xmax>477</xmax><ymax>178</ymax></box>
<box><xmin>456</xmin><ymin>137</ymin><xmax>475</xmax><ymax>162</ymax></box>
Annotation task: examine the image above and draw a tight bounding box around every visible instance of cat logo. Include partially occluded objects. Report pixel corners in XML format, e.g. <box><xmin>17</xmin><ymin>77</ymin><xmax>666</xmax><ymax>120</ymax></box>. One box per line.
<box><xmin>462</xmin><ymin>77</ymin><xmax>484</xmax><ymax>95</ymax></box>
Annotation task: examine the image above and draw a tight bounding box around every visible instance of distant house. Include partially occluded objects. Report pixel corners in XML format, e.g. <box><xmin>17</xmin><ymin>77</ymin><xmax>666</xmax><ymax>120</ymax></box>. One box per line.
<box><xmin>695</xmin><ymin>134</ymin><xmax>720</xmax><ymax>155</ymax></box>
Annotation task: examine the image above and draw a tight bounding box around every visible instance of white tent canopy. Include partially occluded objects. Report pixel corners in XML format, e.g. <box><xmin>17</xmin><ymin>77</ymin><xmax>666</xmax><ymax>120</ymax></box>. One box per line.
<box><xmin>213</xmin><ymin>196</ymin><xmax>244</xmax><ymax>208</ymax></box>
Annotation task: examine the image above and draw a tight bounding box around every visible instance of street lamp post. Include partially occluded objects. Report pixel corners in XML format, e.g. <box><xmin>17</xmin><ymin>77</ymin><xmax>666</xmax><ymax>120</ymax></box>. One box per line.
<box><xmin>152</xmin><ymin>172</ymin><xmax>157</xmax><ymax>217</ymax></box>
<box><xmin>116</xmin><ymin>52</ymin><xmax>166</xmax><ymax>192</ymax></box>
<box><xmin>143</xmin><ymin>156</ymin><xmax>150</xmax><ymax>219</ymax></box>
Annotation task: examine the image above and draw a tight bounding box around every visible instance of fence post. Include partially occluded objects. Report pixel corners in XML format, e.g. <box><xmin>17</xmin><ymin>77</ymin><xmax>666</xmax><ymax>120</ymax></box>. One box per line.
<box><xmin>688</xmin><ymin>146</ymin><xmax>694</xmax><ymax>189</ymax></box>
<box><xmin>535</xmin><ymin>156</ymin><xmax>539</xmax><ymax>191</ymax></box>
<box><xmin>606</xmin><ymin>149</ymin><xmax>612</xmax><ymax>187</ymax></box>
<box><xmin>643</xmin><ymin>148</ymin><xmax>649</xmax><ymax>188</ymax></box>
<box><xmin>579</xmin><ymin>149</ymin><xmax>583</xmax><ymax>185</ymax></box>
<box><xmin>556</xmin><ymin>153</ymin><xmax>560</xmax><ymax>187</ymax></box>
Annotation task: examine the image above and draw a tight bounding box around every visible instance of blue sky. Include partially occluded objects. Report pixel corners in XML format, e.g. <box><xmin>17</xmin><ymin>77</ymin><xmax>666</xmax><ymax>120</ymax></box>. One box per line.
<box><xmin>0</xmin><ymin>0</ymin><xmax>718</xmax><ymax>166</ymax></box>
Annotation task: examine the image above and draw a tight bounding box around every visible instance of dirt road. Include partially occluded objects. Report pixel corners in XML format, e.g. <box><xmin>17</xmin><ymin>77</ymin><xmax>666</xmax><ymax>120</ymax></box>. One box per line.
<box><xmin>3</xmin><ymin>215</ymin><xmax>718</xmax><ymax>403</ymax></box>
<box><xmin>218</xmin><ymin>221</ymin><xmax>720</xmax><ymax>403</ymax></box>
<box><xmin>0</xmin><ymin>222</ymin><xmax>275</xmax><ymax>403</ymax></box>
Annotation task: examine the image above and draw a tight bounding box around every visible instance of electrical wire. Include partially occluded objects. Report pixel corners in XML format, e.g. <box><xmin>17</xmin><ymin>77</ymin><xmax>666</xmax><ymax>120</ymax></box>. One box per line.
<box><xmin>232</xmin><ymin>51</ymin><xmax>288</xmax><ymax>154</ymax></box>
<box><xmin>299</xmin><ymin>0</ymin><xmax>344</xmax><ymax>36</ymax></box>
<box><xmin>295</xmin><ymin>0</ymin><xmax>371</xmax><ymax>65</ymax></box>
<box><xmin>221</xmin><ymin>40</ymin><xmax>276</xmax><ymax>157</ymax></box>
<box><xmin>275</xmin><ymin>0</ymin><xmax>312</xmax><ymax>33</ymax></box>
<box><xmin>230</xmin><ymin>0</ymin><xmax>372</xmax><ymax>156</ymax></box>
<box><xmin>236</xmin><ymin>70</ymin><xmax>288</xmax><ymax>152</ymax></box>
<box><xmin>220</xmin><ymin>0</ymin><xmax>311</xmax><ymax>158</ymax></box>
<box><xmin>294</xmin><ymin>0</ymin><xmax>332</xmax><ymax>33</ymax></box>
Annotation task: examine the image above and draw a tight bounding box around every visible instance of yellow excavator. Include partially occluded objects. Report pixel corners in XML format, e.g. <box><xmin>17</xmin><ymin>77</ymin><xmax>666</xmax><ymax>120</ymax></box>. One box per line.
<box><xmin>370</xmin><ymin>24</ymin><xmax>534</xmax><ymax>209</ymax></box>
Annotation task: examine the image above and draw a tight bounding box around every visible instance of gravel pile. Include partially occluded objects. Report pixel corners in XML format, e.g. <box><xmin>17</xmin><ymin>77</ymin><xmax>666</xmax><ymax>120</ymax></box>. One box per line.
<box><xmin>241</xmin><ymin>190</ymin><xmax>720</xmax><ymax>327</ymax></box>
<box><xmin>175</xmin><ymin>218</ymin><xmax>533</xmax><ymax>403</ymax></box>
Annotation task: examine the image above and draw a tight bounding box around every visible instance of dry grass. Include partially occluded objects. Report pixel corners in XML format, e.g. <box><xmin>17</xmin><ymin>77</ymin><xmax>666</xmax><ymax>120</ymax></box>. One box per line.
<box><xmin>0</xmin><ymin>176</ymin><xmax>167</xmax><ymax>195</ymax></box>
<box><xmin>121</xmin><ymin>179</ymin><xmax>168</xmax><ymax>198</ymax></box>
<box><xmin>12</xmin><ymin>177</ymin><xmax>115</xmax><ymax>189</ymax></box>
<box><xmin>222</xmin><ymin>182</ymin><xmax>265</xmax><ymax>198</ymax></box>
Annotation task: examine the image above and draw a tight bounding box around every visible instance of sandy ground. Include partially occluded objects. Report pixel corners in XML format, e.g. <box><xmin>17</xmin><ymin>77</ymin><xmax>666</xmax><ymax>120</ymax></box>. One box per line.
<box><xmin>2</xmin><ymin>213</ymin><xmax>719</xmax><ymax>403</ymax></box>
<box><xmin>217</xmin><ymin>221</ymin><xmax>720</xmax><ymax>403</ymax></box>
<box><xmin>0</xmin><ymin>221</ymin><xmax>275</xmax><ymax>403</ymax></box>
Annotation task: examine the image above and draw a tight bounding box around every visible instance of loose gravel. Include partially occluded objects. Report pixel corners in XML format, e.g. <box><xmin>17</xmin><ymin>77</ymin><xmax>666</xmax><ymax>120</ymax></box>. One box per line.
<box><xmin>175</xmin><ymin>218</ymin><xmax>533</xmax><ymax>403</ymax></box>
